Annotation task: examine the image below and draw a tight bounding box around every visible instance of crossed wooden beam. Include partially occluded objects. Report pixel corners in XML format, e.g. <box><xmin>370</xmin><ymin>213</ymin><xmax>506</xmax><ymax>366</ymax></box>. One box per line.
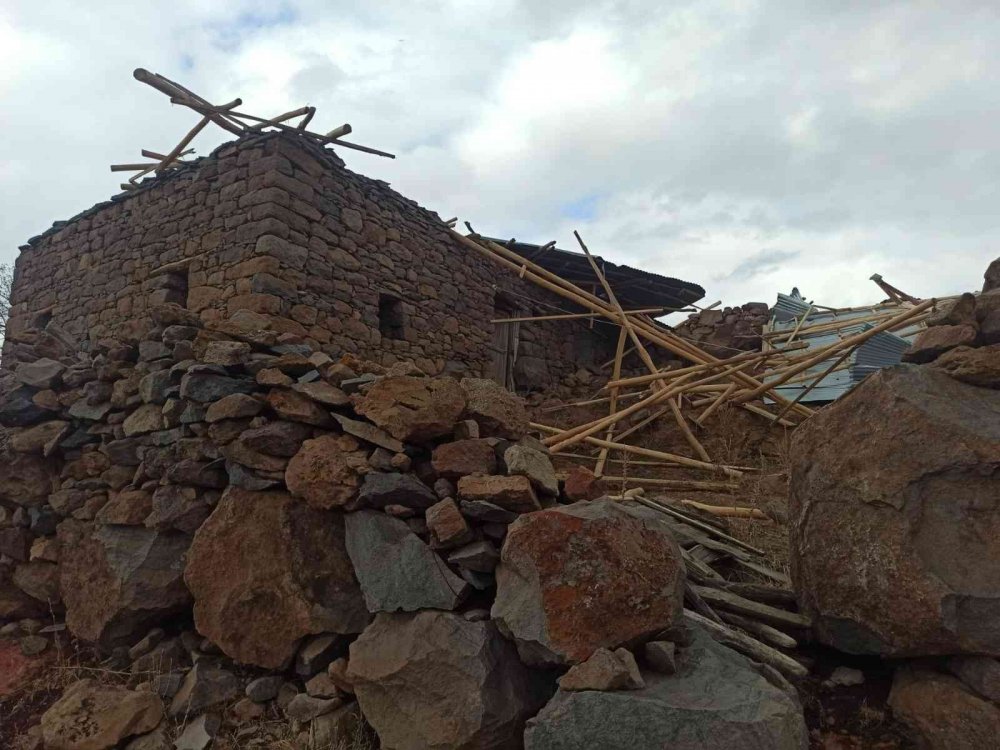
<box><xmin>111</xmin><ymin>68</ymin><xmax>394</xmax><ymax>191</ymax></box>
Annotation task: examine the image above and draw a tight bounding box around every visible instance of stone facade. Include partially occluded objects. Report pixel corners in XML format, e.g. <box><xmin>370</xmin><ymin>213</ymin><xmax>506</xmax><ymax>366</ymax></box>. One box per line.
<box><xmin>3</xmin><ymin>132</ymin><xmax>621</xmax><ymax>389</ymax></box>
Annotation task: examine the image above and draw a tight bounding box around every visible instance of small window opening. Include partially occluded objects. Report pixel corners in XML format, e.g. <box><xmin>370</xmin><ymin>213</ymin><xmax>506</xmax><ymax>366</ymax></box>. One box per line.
<box><xmin>379</xmin><ymin>294</ymin><xmax>405</xmax><ymax>339</ymax></box>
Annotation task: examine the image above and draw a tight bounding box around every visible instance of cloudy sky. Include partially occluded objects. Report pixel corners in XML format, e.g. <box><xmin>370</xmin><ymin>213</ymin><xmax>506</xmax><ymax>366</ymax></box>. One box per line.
<box><xmin>3</xmin><ymin>0</ymin><xmax>1000</xmax><ymax>312</ymax></box>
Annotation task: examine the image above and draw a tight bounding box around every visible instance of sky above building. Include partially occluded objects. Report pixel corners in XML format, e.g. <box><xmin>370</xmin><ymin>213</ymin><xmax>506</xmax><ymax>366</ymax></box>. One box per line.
<box><xmin>3</xmin><ymin>0</ymin><xmax>999</xmax><ymax>312</ymax></box>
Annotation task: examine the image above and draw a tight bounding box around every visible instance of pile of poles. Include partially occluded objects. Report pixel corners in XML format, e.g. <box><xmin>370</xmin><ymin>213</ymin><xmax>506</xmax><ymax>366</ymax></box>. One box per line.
<box><xmin>452</xmin><ymin>229</ymin><xmax>939</xmax><ymax>494</ymax></box>
<box><xmin>111</xmin><ymin>68</ymin><xmax>394</xmax><ymax>191</ymax></box>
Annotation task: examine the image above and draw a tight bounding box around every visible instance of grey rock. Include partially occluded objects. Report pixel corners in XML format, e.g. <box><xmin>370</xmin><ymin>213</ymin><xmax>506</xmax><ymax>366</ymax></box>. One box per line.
<box><xmin>824</xmin><ymin>666</ymin><xmax>865</xmax><ymax>688</ymax></box>
<box><xmin>355</xmin><ymin>471</ymin><xmax>438</xmax><ymax>510</ymax></box>
<box><xmin>174</xmin><ymin>713</ymin><xmax>221</xmax><ymax>750</ymax></box>
<box><xmin>246</xmin><ymin>675</ymin><xmax>285</xmax><ymax>703</ymax></box>
<box><xmin>151</xmin><ymin>672</ymin><xmax>184</xmax><ymax>699</ymax></box>
<box><xmin>296</xmin><ymin>634</ymin><xmax>347</xmax><ymax>677</ymax></box>
<box><xmin>525</xmin><ymin>626</ymin><xmax>808</xmax><ymax>750</ymax></box>
<box><xmin>345</xmin><ymin>510</ymin><xmax>470</xmax><ymax>612</ymax></box>
<box><xmin>643</xmin><ymin>640</ymin><xmax>677</xmax><ymax>675</ymax></box>
<box><xmin>503</xmin><ymin>444</ymin><xmax>558</xmax><ymax>496</ymax></box>
<box><xmin>948</xmin><ymin>656</ymin><xmax>1000</xmax><ymax>702</ymax></box>
<box><xmin>124</xmin><ymin>727</ymin><xmax>172</xmax><ymax>750</ymax></box>
<box><xmin>169</xmin><ymin>662</ymin><xmax>241</xmax><ymax>717</ymax></box>
<box><xmin>139</xmin><ymin>371</ymin><xmax>172</xmax><ymax>405</ymax></box>
<box><xmin>349</xmin><ymin>611</ymin><xmax>552</xmax><ymax>750</ymax></box>
<box><xmin>448</xmin><ymin>540</ymin><xmax>500</xmax><ymax>572</ymax></box>
<box><xmin>558</xmin><ymin>647</ymin><xmax>644</xmax><ymax>691</ymax></box>
<box><xmin>459</xmin><ymin>500</ymin><xmax>517</xmax><ymax>524</ymax></box>
<box><xmin>285</xmin><ymin>693</ymin><xmax>342</xmax><ymax>721</ymax></box>
<box><xmin>1</xmin><ymin>386</ymin><xmax>52</xmax><ymax>426</ymax></box>
<box><xmin>20</xmin><ymin>634</ymin><xmax>48</xmax><ymax>655</ymax></box>
<box><xmin>15</xmin><ymin>358</ymin><xmax>66</xmax><ymax>389</ymax></box>
<box><xmin>179</xmin><ymin>372</ymin><xmax>255</xmax><ymax>403</ymax></box>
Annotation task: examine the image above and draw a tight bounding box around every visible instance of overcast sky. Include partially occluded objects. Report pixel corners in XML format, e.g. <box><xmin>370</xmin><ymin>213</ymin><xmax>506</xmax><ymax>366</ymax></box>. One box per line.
<box><xmin>3</xmin><ymin>0</ymin><xmax>1000</xmax><ymax>312</ymax></box>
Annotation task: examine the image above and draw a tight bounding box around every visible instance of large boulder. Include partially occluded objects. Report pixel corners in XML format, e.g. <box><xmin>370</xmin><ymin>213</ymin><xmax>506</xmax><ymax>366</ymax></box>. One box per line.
<box><xmin>348</xmin><ymin>611</ymin><xmax>552</xmax><ymax>750</ymax></box>
<box><xmin>790</xmin><ymin>364</ymin><xmax>1000</xmax><ymax>656</ymax></box>
<box><xmin>524</xmin><ymin>626</ymin><xmax>808</xmax><ymax>750</ymax></box>
<box><xmin>491</xmin><ymin>500</ymin><xmax>684</xmax><ymax>666</ymax></box>
<box><xmin>184</xmin><ymin>488</ymin><xmax>370</xmax><ymax>668</ymax></box>
<box><xmin>932</xmin><ymin>344</ymin><xmax>1000</xmax><ymax>388</ymax></box>
<box><xmin>345</xmin><ymin>510</ymin><xmax>469</xmax><ymax>612</ymax></box>
<box><xmin>285</xmin><ymin>434</ymin><xmax>368</xmax><ymax>509</ymax></box>
<box><xmin>353</xmin><ymin>376</ymin><xmax>466</xmax><ymax>443</ymax></box>
<box><xmin>58</xmin><ymin>521</ymin><xmax>191</xmax><ymax>644</ymax></box>
<box><xmin>41</xmin><ymin>679</ymin><xmax>163</xmax><ymax>750</ymax></box>
<box><xmin>888</xmin><ymin>666</ymin><xmax>1000</xmax><ymax>749</ymax></box>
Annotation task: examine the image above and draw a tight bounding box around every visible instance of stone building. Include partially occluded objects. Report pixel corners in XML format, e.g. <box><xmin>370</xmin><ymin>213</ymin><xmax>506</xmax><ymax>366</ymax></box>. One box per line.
<box><xmin>2</xmin><ymin>132</ymin><xmax>703</xmax><ymax>390</ymax></box>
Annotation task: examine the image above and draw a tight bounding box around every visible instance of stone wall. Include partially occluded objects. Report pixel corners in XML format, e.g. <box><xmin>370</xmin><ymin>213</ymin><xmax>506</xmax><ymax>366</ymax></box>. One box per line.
<box><xmin>672</xmin><ymin>302</ymin><xmax>770</xmax><ymax>359</ymax></box>
<box><xmin>3</xmin><ymin>133</ymin><xmax>618</xmax><ymax>389</ymax></box>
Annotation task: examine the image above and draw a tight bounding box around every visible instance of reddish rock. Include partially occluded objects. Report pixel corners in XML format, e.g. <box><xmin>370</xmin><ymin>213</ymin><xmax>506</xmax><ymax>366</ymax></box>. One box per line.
<box><xmin>263</xmin><ymin>388</ymin><xmax>331</xmax><ymax>427</ymax></box>
<box><xmin>285</xmin><ymin>434</ymin><xmax>368</xmax><ymax>510</ymax></box>
<box><xmin>425</xmin><ymin>498</ymin><xmax>473</xmax><ymax>548</ymax></box>
<box><xmin>205</xmin><ymin>393</ymin><xmax>263</xmax><ymax>423</ymax></box>
<box><xmin>95</xmin><ymin>489</ymin><xmax>153</xmax><ymax>525</ymax></box>
<box><xmin>460</xmin><ymin>377</ymin><xmax>529</xmax><ymax>439</ymax></box>
<box><xmin>888</xmin><ymin>666</ymin><xmax>1000</xmax><ymax>749</ymax></box>
<box><xmin>790</xmin><ymin>365</ymin><xmax>1000</xmax><ymax>656</ymax></box>
<box><xmin>292</xmin><ymin>381</ymin><xmax>350</xmax><ymax>407</ymax></box>
<box><xmin>9</xmin><ymin>420</ymin><xmax>69</xmax><ymax>454</ymax></box>
<box><xmin>0</xmin><ymin>450</ymin><xmax>55</xmax><ymax>507</ymax></box>
<box><xmin>562</xmin><ymin>465</ymin><xmax>606</xmax><ymax>502</ymax></box>
<box><xmin>902</xmin><ymin>323</ymin><xmax>977</xmax><ymax>364</ymax></box>
<box><xmin>932</xmin><ymin>344</ymin><xmax>1000</xmax><ymax>388</ymax></box>
<box><xmin>491</xmin><ymin>499</ymin><xmax>684</xmax><ymax>666</ymax></box>
<box><xmin>184</xmin><ymin>488</ymin><xmax>369</xmax><ymax>669</ymax></box>
<box><xmin>0</xmin><ymin>639</ymin><xmax>45</xmax><ymax>698</ymax></box>
<box><xmin>558</xmin><ymin>647</ymin><xmax>644</xmax><ymax>691</ymax></box>
<box><xmin>457</xmin><ymin>475</ymin><xmax>541</xmax><ymax>513</ymax></box>
<box><xmin>431</xmin><ymin>439</ymin><xmax>498</xmax><ymax>479</ymax></box>
<box><xmin>353</xmin><ymin>376</ymin><xmax>466</xmax><ymax>443</ymax></box>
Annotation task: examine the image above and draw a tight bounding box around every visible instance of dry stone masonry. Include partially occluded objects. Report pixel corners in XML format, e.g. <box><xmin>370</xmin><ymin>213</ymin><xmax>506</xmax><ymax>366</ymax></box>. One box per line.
<box><xmin>0</xmin><ymin>302</ymin><xmax>808</xmax><ymax>748</ymax></box>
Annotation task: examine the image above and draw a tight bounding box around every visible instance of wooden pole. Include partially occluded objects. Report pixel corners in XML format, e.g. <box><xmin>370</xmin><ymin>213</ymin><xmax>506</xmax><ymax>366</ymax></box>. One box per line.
<box><xmin>668</xmin><ymin>397</ymin><xmax>712</xmax><ymax>463</ymax></box>
<box><xmin>595</xmin><ymin>324</ymin><xmax>629</xmax><ymax>477</ymax></box>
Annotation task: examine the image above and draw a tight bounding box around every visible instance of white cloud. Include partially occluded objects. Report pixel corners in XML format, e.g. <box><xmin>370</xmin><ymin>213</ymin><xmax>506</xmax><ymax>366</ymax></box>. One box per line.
<box><xmin>3</xmin><ymin>0</ymin><xmax>1000</xmax><ymax>313</ymax></box>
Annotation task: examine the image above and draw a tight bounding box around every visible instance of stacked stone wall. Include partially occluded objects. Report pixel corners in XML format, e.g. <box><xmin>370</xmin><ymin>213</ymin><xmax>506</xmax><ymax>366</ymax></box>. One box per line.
<box><xmin>3</xmin><ymin>133</ymin><xmax>618</xmax><ymax>389</ymax></box>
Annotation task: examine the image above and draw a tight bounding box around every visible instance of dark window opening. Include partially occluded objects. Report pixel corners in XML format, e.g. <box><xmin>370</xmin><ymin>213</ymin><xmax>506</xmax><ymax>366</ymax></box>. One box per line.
<box><xmin>379</xmin><ymin>294</ymin><xmax>405</xmax><ymax>339</ymax></box>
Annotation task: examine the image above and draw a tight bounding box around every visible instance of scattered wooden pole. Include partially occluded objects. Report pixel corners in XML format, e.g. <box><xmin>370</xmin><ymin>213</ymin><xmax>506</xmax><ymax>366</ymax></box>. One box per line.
<box><xmin>684</xmin><ymin>610</ymin><xmax>808</xmax><ymax>679</ymax></box>
<box><xmin>595</xmin><ymin>324</ymin><xmax>629</xmax><ymax>477</ymax></box>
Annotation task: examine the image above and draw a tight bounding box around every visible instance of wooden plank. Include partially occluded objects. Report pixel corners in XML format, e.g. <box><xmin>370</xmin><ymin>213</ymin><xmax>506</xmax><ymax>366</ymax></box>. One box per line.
<box><xmin>717</xmin><ymin>610</ymin><xmax>799</xmax><ymax>650</ymax></box>
<box><xmin>683</xmin><ymin>610</ymin><xmax>808</xmax><ymax>679</ymax></box>
<box><xmin>692</xmin><ymin>585</ymin><xmax>811</xmax><ymax>630</ymax></box>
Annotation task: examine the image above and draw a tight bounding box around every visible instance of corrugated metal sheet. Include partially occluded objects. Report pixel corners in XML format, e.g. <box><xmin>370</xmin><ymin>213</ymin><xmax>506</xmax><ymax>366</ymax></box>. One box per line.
<box><xmin>763</xmin><ymin>291</ymin><xmax>919</xmax><ymax>404</ymax></box>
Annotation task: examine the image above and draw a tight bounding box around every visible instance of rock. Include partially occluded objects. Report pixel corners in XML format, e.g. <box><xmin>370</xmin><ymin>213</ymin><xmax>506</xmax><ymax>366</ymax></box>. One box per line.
<box><xmin>562</xmin><ymin>465</ymin><xmax>605</xmax><ymax>502</ymax></box>
<box><xmin>330</xmin><ymin>412</ymin><xmax>404</xmax><ymax>453</ymax></box>
<box><xmin>130</xmin><ymin>638</ymin><xmax>188</xmax><ymax>675</ymax></box>
<box><xmin>525</xmin><ymin>625</ymin><xmax>808</xmax><ymax>750</ymax></box>
<box><xmin>448</xmin><ymin>540</ymin><xmax>500</xmax><ymax>572</ymax></box>
<box><xmin>184</xmin><ymin>488</ymin><xmax>369</xmax><ymax>669</ymax></box>
<box><xmin>15</xmin><ymin>358</ymin><xmax>65</xmax><ymax>389</ymax></box>
<box><xmin>292</xmin><ymin>381</ymin><xmax>350</xmax><ymax>407</ymax></box>
<box><xmin>151</xmin><ymin>673</ymin><xmax>183</xmax><ymax>699</ymax></box>
<box><xmin>123</xmin><ymin>727</ymin><xmax>171</xmax><ymax>750</ymax></box>
<box><xmin>10</xmin><ymin>420</ymin><xmax>70</xmax><ymax>454</ymax></box>
<box><xmin>305</xmin><ymin>672</ymin><xmax>340</xmax><ymax>698</ymax></box>
<box><xmin>312</xmin><ymin>702</ymin><xmax>361</xmax><ymax>747</ymax></box>
<box><xmin>888</xmin><ymin>666</ymin><xmax>1000</xmax><ymax>750</ymax></box>
<box><xmin>13</xmin><ymin>561</ymin><xmax>60</xmax><ymax>605</ymax></box>
<box><xmin>643</xmin><ymin>640</ymin><xmax>677</xmax><ymax>675</ymax></box>
<box><xmin>179</xmin><ymin>372</ymin><xmax>255</xmax><ymax>402</ymax></box>
<box><xmin>345</xmin><ymin>510</ymin><xmax>469</xmax><ymax>612</ymax></box>
<box><xmin>902</xmin><ymin>323</ymin><xmax>978</xmax><ymax>363</ymax></box>
<box><xmin>492</xmin><ymin>499</ymin><xmax>684</xmax><ymax>666</ymax></box>
<box><xmin>431</xmin><ymin>439</ymin><xmax>497</xmax><ymax>479</ymax></box>
<box><xmin>41</xmin><ymin>679</ymin><xmax>163</xmax><ymax>750</ymax></box>
<box><xmin>460</xmin><ymin>377</ymin><xmax>529</xmax><ymax>439</ymax></box>
<box><xmin>122</xmin><ymin>404</ymin><xmax>163</xmax><ymax>437</ymax></box>
<box><xmin>977</xmin><ymin>290</ymin><xmax>1000</xmax><ymax>344</ymax></box>
<box><xmin>169</xmin><ymin>662</ymin><xmax>240</xmax><ymax>717</ymax></box>
<box><xmin>58</xmin><ymin>521</ymin><xmax>190</xmax><ymax>644</ymax></box>
<box><xmin>231</xmin><ymin>420</ymin><xmax>312</xmax><ymax>457</ymax></box>
<box><xmin>173</xmin><ymin>713</ymin><xmax>221</xmax><ymax>750</ymax></box>
<box><xmin>948</xmin><ymin>656</ymin><xmax>1000</xmax><ymax>702</ymax></box>
<box><xmin>246</xmin><ymin>675</ymin><xmax>284</xmax><ymax>703</ymax></box>
<box><xmin>824</xmin><ymin>667</ymin><xmax>865</xmax><ymax>688</ymax></box>
<box><xmin>266</xmin><ymin>388</ymin><xmax>334</xmax><ymax>427</ymax></box>
<box><xmin>984</xmin><ymin>258</ymin><xmax>1000</xmax><ymax>292</ymax></box>
<box><xmin>348</xmin><ymin>611</ymin><xmax>551</xmax><ymax>750</ymax></box>
<box><xmin>926</xmin><ymin>292</ymin><xmax>977</xmax><ymax>327</ymax></box>
<box><xmin>1</xmin><ymin>386</ymin><xmax>52</xmax><ymax>427</ymax></box>
<box><xmin>558</xmin><ymin>647</ymin><xmax>645</xmax><ymax>691</ymax></box>
<box><xmin>285</xmin><ymin>434</ymin><xmax>368</xmax><ymax>510</ymax></box>
<box><xmin>425</xmin><ymin>497</ymin><xmax>474</xmax><ymax>548</ymax></box>
<box><xmin>204</xmin><ymin>393</ymin><xmax>263</xmax><ymax>423</ymax></box>
<box><xmin>296</xmin><ymin>634</ymin><xmax>346</xmax><ymax>677</ymax></box>
<box><xmin>203</xmin><ymin>340</ymin><xmax>251</xmax><ymax>366</ymax></box>
<box><xmin>145</xmin><ymin>485</ymin><xmax>212</xmax><ymax>533</ymax></box>
<box><xmin>326</xmin><ymin>657</ymin><xmax>355</xmax><ymax>694</ymax></box>
<box><xmin>503</xmin><ymin>443</ymin><xmax>558</xmax><ymax>496</ymax></box>
<box><xmin>789</xmin><ymin>365</ymin><xmax>1000</xmax><ymax>656</ymax></box>
<box><xmin>96</xmin><ymin>489</ymin><xmax>153</xmax><ymax>525</ymax></box>
<box><xmin>459</xmin><ymin>499</ymin><xmax>518</xmax><ymax>524</ymax></box>
<box><xmin>457</xmin><ymin>475</ymin><xmax>540</xmax><ymax>513</ymax></box>
<box><xmin>285</xmin><ymin>693</ymin><xmax>342</xmax><ymax>721</ymax></box>
<box><xmin>229</xmin><ymin>696</ymin><xmax>264</xmax><ymax>722</ymax></box>
<box><xmin>20</xmin><ymin>634</ymin><xmax>48</xmax><ymax>656</ymax></box>
<box><xmin>355</xmin><ymin>471</ymin><xmax>437</xmax><ymax>510</ymax></box>
<box><xmin>353</xmin><ymin>376</ymin><xmax>466</xmax><ymax>443</ymax></box>
<box><xmin>137</xmin><ymin>371</ymin><xmax>171</xmax><ymax>405</ymax></box>
<box><xmin>932</xmin><ymin>344</ymin><xmax>1000</xmax><ymax>388</ymax></box>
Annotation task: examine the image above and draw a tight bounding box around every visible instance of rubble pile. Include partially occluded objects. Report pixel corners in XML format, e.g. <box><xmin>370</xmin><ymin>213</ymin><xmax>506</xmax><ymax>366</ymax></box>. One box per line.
<box><xmin>0</xmin><ymin>304</ymin><xmax>808</xmax><ymax>749</ymax></box>
<box><xmin>789</xmin><ymin>258</ymin><xmax>1000</xmax><ymax>747</ymax></box>
<box><xmin>672</xmin><ymin>302</ymin><xmax>770</xmax><ymax>358</ymax></box>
